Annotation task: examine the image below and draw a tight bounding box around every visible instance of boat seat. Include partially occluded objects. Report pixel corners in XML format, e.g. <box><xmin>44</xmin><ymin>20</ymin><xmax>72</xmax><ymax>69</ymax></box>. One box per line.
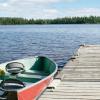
<box><xmin>23</xmin><ymin>70</ymin><xmax>49</xmax><ymax>76</ymax></box>
<box><xmin>23</xmin><ymin>82</ymin><xmax>32</xmax><ymax>86</ymax></box>
<box><xmin>17</xmin><ymin>73</ymin><xmax>46</xmax><ymax>80</ymax></box>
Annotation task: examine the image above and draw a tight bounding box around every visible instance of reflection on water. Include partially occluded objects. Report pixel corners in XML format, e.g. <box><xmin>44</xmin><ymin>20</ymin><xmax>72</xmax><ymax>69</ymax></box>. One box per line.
<box><xmin>0</xmin><ymin>24</ymin><xmax>100</xmax><ymax>67</ymax></box>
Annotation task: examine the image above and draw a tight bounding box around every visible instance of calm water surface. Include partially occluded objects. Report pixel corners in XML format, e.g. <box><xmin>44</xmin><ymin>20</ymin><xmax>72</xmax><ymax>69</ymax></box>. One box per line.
<box><xmin>0</xmin><ymin>24</ymin><xmax>100</xmax><ymax>67</ymax></box>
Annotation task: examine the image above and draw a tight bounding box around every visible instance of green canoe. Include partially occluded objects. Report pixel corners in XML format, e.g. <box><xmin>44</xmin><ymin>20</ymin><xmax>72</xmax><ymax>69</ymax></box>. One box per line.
<box><xmin>0</xmin><ymin>56</ymin><xmax>57</xmax><ymax>100</ymax></box>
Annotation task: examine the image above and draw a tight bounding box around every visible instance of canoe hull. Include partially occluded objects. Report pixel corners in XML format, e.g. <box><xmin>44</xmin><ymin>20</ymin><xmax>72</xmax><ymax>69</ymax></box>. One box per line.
<box><xmin>18</xmin><ymin>76</ymin><xmax>53</xmax><ymax>100</ymax></box>
<box><xmin>0</xmin><ymin>56</ymin><xmax>57</xmax><ymax>100</ymax></box>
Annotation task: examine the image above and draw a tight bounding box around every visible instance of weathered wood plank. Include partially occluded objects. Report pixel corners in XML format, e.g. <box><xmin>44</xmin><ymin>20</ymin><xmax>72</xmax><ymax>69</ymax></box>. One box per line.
<box><xmin>39</xmin><ymin>45</ymin><xmax>100</xmax><ymax>100</ymax></box>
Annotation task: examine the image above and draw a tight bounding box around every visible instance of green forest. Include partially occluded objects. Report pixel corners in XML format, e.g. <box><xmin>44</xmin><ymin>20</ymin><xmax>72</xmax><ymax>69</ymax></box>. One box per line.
<box><xmin>0</xmin><ymin>16</ymin><xmax>100</xmax><ymax>25</ymax></box>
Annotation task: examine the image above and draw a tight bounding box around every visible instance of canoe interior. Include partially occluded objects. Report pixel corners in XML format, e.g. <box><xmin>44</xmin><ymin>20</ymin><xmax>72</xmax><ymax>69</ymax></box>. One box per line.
<box><xmin>0</xmin><ymin>56</ymin><xmax>56</xmax><ymax>83</ymax></box>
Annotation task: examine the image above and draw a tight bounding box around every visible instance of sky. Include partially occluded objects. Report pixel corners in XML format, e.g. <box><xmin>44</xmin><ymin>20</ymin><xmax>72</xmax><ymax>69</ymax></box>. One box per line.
<box><xmin>0</xmin><ymin>0</ymin><xmax>100</xmax><ymax>19</ymax></box>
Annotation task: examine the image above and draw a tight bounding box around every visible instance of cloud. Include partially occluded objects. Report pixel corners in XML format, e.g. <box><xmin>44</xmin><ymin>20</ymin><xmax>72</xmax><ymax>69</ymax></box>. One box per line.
<box><xmin>1</xmin><ymin>0</ymin><xmax>60</xmax><ymax>5</ymax></box>
<box><xmin>63</xmin><ymin>8</ymin><xmax>100</xmax><ymax>17</ymax></box>
<box><xmin>0</xmin><ymin>0</ymin><xmax>100</xmax><ymax>19</ymax></box>
<box><xmin>0</xmin><ymin>0</ymin><xmax>77</xmax><ymax>7</ymax></box>
<box><xmin>0</xmin><ymin>0</ymin><xmax>61</xmax><ymax>18</ymax></box>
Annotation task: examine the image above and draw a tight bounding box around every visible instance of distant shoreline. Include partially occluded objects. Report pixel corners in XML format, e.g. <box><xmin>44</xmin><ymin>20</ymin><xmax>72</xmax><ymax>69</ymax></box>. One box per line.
<box><xmin>0</xmin><ymin>16</ymin><xmax>100</xmax><ymax>25</ymax></box>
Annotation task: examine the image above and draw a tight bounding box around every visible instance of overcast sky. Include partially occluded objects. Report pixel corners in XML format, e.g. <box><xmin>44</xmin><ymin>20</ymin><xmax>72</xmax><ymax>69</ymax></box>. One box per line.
<box><xmin>0</xmin><ymin>0</ymin><xmax>100</xmax><ymax>19</ymax></box>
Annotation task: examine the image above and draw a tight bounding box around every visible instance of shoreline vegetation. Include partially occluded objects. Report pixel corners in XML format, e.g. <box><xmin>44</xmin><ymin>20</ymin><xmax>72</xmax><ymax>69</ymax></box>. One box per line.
<box><xmin>0</xmin><ymin>16</ymin><xmax>100</xmax><ymax>25</ymax></box>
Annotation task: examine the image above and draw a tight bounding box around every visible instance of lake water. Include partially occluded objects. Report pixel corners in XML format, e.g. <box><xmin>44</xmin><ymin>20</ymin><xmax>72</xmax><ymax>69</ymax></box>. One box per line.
<box><xmin>0</xmin><ymin>24</ymin><xmax>100</xmax><ymax>67</ymax></box>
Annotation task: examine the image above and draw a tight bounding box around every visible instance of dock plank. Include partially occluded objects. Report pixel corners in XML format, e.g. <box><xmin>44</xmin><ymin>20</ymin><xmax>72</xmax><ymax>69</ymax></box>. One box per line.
<box><xmin>39</xmin><ymin>45</ymin><xmax>100</xmax><ymax>100</ymax></box>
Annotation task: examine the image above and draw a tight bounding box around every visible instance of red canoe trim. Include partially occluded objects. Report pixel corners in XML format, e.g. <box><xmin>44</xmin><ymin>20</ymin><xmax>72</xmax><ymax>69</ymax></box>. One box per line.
<box><xmin>18</xmin><ymin>77</ymin><xmax>53</xmax><ymax>100</ymax></box>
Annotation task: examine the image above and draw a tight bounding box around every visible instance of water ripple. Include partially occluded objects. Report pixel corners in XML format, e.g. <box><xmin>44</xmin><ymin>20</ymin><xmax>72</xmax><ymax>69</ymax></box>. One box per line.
<box><xmin>0</xmin><ymin>24</ymin><xmax>100</xmax><ymax>67</ymax></box>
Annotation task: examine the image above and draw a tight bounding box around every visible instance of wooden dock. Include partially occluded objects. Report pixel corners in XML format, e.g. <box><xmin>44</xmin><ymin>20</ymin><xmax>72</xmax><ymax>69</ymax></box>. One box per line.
<box><xmin>39</xmin><ymin>45</ymin><xmax>100</xmax><ymax>100</ymax></box>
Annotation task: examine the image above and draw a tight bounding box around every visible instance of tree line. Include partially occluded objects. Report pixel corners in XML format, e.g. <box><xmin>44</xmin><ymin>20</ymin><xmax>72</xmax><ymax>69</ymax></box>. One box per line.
<box><xmin>0</xmin><ymin>16</ymin><xmax>100</xmax><ymax>25</ymax></box>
